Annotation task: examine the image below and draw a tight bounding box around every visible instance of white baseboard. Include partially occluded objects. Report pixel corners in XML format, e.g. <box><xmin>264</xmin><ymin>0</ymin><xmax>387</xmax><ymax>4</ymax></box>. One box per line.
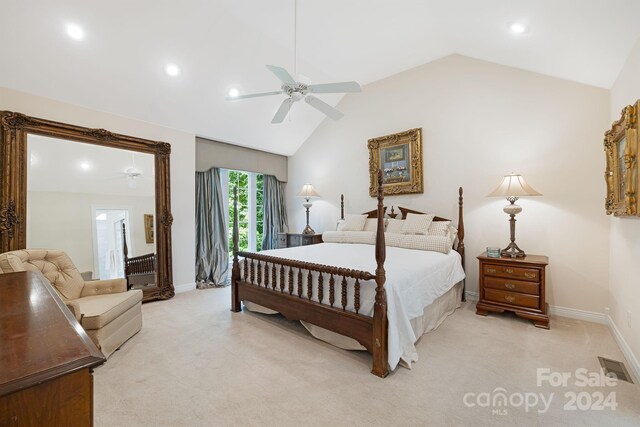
<box><xmin>174</xmin><ymin>282</ymin><xmax>196</xmax><ymax>293</ymax></box>
<box><xmin>607</xmin><ymin>315</ymin><xmax>640</xmax><ymax>383</ymax></box>
<box><xmin>548</xmin><ymin>305</ymin><xmax>608</xmax><ymax>325</ymax></box>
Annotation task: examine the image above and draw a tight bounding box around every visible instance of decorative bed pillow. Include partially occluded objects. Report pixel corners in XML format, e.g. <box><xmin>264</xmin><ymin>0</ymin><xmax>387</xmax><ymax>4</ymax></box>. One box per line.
<box><xmin>427</xmin><ymin>220</ymin><xmax>451</xmax><ymax>237</ymax></box>
<box><xmin>386</xmin><ymin>219</ymin><xmax>404</xmax><ymax>234</ymax></box>
<box><xmin>322</xmin><ymin>231</ymin><xmax>376</xmax><ymax>245</ymax></box>
<box><xmin>401</xmin><ymin>213</ymin><xmax>435</xmax><ymax>235</ymax></box>
<box><xmin>363</xmin><ymin>218</ymin><xmax>388</xmax><ymax>232</ymax></box>
<box><xmin>448</xmin><ymin>225</ymin><xmax>458</xmax><ymax>244</ymax></box>
<box><xmin>385</xmin><ymin>233</ymin><xmax>452</xmax><ymax>254</ymax></box>
<box><xmin>337</xmin><ymin>214</ymin><xmax>368</xmax><ymax>231</ymax></box>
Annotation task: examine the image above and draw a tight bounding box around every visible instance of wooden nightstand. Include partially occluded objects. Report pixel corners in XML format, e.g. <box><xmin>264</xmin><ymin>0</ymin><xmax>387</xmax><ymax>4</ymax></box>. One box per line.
<box><xmin>476</xmin><ymin>252</ymin><xmax>550</xmax><ymax>329</ymax></box>
<box><xmin>276</xmin><ymin>233</ymin><xmax>323</xmax><ymax>249</ymax></box>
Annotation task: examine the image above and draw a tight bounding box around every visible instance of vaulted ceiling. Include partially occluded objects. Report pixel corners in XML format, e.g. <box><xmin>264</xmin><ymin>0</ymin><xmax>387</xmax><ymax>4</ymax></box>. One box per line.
<box><xmin>2</xmin><ymin>0</ymin><xmax>640</xmax><ymax>155</ymax></box>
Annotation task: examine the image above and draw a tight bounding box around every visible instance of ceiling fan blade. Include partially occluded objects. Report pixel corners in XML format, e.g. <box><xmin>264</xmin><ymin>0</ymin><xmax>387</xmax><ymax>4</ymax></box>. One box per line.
<box><xmin>266</xmin><ymin>65</ymin><xmax>296</xmax><ymax>85</ymax></box>
<box><xmin>307</xmin><ymin>81</ymin><xmax>362</xmax><ymax>94</ymax></box>
<box><xmin>225</xmin><ymin>90</ymin><xmax>283</xmax><ymax>101</ymax></box>
<box><xmin>304</xmin><ymin>95</ymin><xmax>344</xmax><ymax>120</ymax></box>
<box><xmin>271</xmin><ymin>98</ymin><xmax>294</xmax><ymax>124</ymax></box>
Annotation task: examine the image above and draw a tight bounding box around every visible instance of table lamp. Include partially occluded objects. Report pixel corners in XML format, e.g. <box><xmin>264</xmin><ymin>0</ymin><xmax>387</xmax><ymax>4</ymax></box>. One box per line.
<box><xmin>487</xmin><ymin>173</ymin><xmax>541</xmax><ymax>258</ymax></box>
<box><xmin>297</xmin><ymin>184</ymin><xmax>320</xmax><ymax>234</ymax></box>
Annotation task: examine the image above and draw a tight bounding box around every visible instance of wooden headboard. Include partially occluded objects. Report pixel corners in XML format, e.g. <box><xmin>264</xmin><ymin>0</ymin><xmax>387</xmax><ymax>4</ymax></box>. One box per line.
<box><xmin>397</xmin><ymin>206</ymin><xmax>450</xmax><ymax>222</ymax></box>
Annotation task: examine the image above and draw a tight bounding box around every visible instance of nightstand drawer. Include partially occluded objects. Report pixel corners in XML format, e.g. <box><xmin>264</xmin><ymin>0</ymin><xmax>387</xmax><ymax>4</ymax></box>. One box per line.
<box><xmin>288</xmin><ymin>235</ymin><xmax>301</xmax><ymax>246</ymax></box>
<box><xmin>483</xmin><ymin>264</ymin><xmax>539</xmax><ymax>282</ymax></box>
<box><xmin>485</xmin><ymin>288</ymin><xmax>539</xmax><ymax>309</ymax></box>
<box><xmin>276</xmin><ymin>234</ymin><xmax>287</xmax><ymax>249</ymax></box>
<box><xmin>484</xmin><ymin>277</ymin><xmax>539</xmax><ymax>295</ymax></box>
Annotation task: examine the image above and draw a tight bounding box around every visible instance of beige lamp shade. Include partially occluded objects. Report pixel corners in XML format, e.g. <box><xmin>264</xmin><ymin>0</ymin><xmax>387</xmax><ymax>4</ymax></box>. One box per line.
<box><xmin>487</xmin><ymin>173</ymin><xmax>542</xmax><ymax>197</ymax></box>
<box><xmin>297</xmin><ymin>184</ymin><xmax>320</xmax><ymax>199</ymax></box>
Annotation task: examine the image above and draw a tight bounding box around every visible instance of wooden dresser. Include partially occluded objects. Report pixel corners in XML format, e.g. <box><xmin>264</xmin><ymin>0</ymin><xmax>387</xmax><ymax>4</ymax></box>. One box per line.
<box><xmin>476</xmin><ymin>252</ymin><xmax>550</xmax><ymax>329</ymax></box>
<box><xmin>0</xmin><ymin>271</ymin><xmax>105</xmax><ymax>426</ymax></box>
<box><xmin>276</xmin><ymin>233</ymin><xmax>323</xmax><ymax>249</ymax></box>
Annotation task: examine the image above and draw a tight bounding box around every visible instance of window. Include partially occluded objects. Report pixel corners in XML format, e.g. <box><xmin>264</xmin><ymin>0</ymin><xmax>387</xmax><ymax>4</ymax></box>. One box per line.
<box><xmin>224</xmin><ymin>170</ymin><xmax>264</xmax><ymax>254</ymax></box>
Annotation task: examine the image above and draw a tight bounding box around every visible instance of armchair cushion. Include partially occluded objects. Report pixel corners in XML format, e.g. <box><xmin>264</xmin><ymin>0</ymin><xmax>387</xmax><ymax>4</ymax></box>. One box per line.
<box><xmin>78</xmin><ymin>289</ymin><xmax>143</xmax><ymax>330</ymax></box>
<box><xmin>80</xmin><ymin>278</ymin><xmax>127</xmax><ymax>297</ymax></box>
<box><xmin>0</xmin><ymin>249</ymin><xmax>85</xmax><ymax>300</ymax></box>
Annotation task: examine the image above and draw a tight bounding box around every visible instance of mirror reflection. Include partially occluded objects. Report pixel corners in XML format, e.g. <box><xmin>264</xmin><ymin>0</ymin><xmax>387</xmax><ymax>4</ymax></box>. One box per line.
<box><xmin>27</xmin><ymin>135</ymin><xmax>157</xmax><ymax>289</ymax></box>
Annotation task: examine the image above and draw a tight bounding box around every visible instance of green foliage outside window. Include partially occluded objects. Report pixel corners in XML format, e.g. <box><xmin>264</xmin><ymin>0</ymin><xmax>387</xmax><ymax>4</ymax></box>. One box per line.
<box><xmin>228</xmin><ymin>170</ymin><xmax>263</xmax><ymax>254</ymax></box>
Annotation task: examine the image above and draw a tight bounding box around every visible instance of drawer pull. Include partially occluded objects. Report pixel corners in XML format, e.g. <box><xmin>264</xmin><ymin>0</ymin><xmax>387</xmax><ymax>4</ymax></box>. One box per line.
<box><xmin>524</xmin><ymin>272</ymin><xmax>536</xmax><ymax>279</ymax></box>
<box><xmin>504</xmin><ymin>283</ymin><xmax>515</xmax><ymax>290</ymax></box>
<box><xmin>505</xmin><ymin>268</ymin><xmax>514</xmax><ymax>274</ymax></box>
<box><xmin>486</xmin><ymin>268</ymin><xmax>497</xmax><ymax>273</ymax></box>
<box><xmin>505</xmin><ymin>296</ymin><xmax>516</xmax><ymax>303</ymax></box>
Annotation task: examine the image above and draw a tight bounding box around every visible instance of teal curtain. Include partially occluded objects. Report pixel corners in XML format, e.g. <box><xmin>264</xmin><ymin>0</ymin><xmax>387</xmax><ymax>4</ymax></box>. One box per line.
<box><xmin>262</xmin><ymin>175</ymin><xmax>288</xmax><ymax>250</ymax></box>
<box><xmin>195</xmin><ymin>167</ymin><xmax>229</xmax><ymax>287</ymax></box>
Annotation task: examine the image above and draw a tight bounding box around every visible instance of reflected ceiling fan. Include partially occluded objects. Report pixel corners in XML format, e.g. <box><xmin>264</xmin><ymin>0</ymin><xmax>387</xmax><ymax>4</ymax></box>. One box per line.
<box><xmin>225</xmin><ymin>0</ymin><xmax>361</xmax><ymax>123</ymax></box>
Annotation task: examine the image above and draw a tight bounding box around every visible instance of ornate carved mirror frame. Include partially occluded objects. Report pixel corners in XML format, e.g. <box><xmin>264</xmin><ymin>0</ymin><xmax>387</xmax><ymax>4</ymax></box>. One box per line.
<box><xmin>604</xmin><ymin>100</ymin><xmax>639</xmax><ymax>217</ymax></box>
<box><xmin>0</xmin><ymin>111</ymin><xmax>174</xmax><ymax>301</ymax></box>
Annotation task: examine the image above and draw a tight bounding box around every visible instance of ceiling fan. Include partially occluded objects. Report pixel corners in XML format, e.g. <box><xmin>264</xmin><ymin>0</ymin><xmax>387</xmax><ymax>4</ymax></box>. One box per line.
<box><xmin>225</xmin><ymin>0</ymin><xmax>362</xmax><ymax>123</ymax></box>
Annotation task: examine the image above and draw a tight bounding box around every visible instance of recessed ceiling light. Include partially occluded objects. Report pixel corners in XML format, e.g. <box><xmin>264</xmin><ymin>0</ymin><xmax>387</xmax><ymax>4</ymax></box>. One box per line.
<box><xmin>65</xmin><ymin>23</ymin><xmax>85</xmax><ymax>40</ymax></box>
<box><xmin>508</xmin><ymin>22</ymin><xmax>529</xmax><ymax>34</ymax></box>
<box><xmin>164</xmin><ymin>63</ymin><xmax>181</xmax><ymax>77</ymax></box>
<box><xmin>80</xmin><ymin>161</ymin><xmax>91</xmax><ymax>170</ymax></box>
<box><xmin>228</xmin><ymin>88</ymin><xmax>239</xmax><ymax>98</ymax></box>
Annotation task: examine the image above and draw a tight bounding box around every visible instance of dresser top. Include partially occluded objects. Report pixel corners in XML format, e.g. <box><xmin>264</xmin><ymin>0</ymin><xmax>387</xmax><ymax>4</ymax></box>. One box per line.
<box><xmin>477</xmin><ymin>252</ymin><xmax>548</xmax><ymax>265</ymax></box>
<box><xmin>0</xmin><ymin>271</ymin><xmax>105</xmax><ymax>397</ymax></box>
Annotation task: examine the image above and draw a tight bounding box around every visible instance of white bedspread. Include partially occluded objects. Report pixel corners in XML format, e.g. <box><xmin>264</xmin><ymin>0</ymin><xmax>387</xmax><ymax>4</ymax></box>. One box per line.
<box><xmin>242</xmin><ymin>243</ymin><xmax>465</xmax><ymax>370</ymax></box>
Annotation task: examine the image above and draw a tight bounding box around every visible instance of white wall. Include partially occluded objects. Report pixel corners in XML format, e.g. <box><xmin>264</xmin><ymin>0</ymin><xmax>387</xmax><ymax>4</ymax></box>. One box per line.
<box><xmin>0</xmin><ymin>86</ymin><xmax>196</xmax><ymax>289</ymax></box>
<box><xmin>27</xmin><ymin>191</ymin><xmax>155</xmax><ymax>274</ymax></box>
<box><xmin>608</xmin><ymin>38</ymin><xmax>640</xmax><ymax>374</ymax></box>
<box><xmin>287</xmin><ymin>55</ymin><xmax>611</xmax><ymax>313</ymax></box>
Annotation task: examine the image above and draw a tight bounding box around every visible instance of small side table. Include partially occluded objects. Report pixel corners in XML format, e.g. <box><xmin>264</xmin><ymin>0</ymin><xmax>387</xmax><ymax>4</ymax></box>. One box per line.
<box><xmin>476</xmin><ymin>252</ymin><xmax>550</xmax><ymax>329</ymax></box>
<box><xmin>276</xmin><ymin>233</ymin><xmax>323</xmax><ymax>249</ymax></box>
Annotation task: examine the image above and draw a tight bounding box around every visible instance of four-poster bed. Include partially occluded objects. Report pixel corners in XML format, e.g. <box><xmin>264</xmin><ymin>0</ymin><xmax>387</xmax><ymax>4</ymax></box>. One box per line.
<box><xmin>230</xmin><ymin>171</ymin><xmax>465</xmax><ymax>377</ymax></box>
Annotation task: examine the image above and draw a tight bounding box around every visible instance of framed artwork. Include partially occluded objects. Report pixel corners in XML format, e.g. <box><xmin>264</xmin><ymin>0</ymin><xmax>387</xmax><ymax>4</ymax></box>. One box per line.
<box><xmin>604</xmin><ymin>100</ymin><xmax>639</xmax><ymax>217</ymax></box>
<box><xmin>144</xmin><ymin>214</ymin><xmax>155</xmax><ymax>243</ymax></box>
<box><xmin>368</xmin><ymin>128</ymin><xmax>423</xmax><ymax>197</ymax></box>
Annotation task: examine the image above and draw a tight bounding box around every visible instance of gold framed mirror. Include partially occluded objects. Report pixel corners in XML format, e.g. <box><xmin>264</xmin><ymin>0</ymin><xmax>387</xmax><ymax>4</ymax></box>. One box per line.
<box><xmin>604</xmin><ymin>100</ymin><xmax>639</xmax><ymax>217</ymax></box>
<box><xmin>0</xmin><ymin>111</ymin><xmax>174</xmax><ymax>301</ymax></box>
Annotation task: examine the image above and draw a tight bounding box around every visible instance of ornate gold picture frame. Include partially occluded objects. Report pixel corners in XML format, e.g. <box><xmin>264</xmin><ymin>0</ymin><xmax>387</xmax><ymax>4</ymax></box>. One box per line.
<box><xmin>368</xmin><ymin>128</ymin><xmax>423</xmax><ymax>197</ymax></box>
<box><xmin>604</xmin><ymin>100</ymin><xmax>639</xmax><ymax>217</ymax></box>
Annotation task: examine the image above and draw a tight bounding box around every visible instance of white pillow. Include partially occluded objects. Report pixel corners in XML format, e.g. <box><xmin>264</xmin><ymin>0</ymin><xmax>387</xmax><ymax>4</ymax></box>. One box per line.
<box><xmin>448</xmin><ymin>225</ymin><xmax>458</xmax><ymax>244</ymax></box>
<box><xmin>385</xmin><ymin>232</ymin><xmax>452</xmax><ymax>254</ymax></box>
<box><xmin>322</xmin><ymin>231</ymin><xmax>376</xmax><ymax>245</ymax></box>
<box><xmin>427</xmin><ymin>220</ymin><xmax>451</xmax><ymax>237</ymax></box>
<box><xmin>363</xmin><ymin>218</ymin><xmax>388</xmax><ymax>232</ymax></box>
<box><xmin>386</xmin><ymin>219</ymin><xmax>405</xmax><ymax>233</ymax></box>
<box><xmin>337</xmin><ymin>214</ymin><xmax>368</xmax><ymax>231</ymax></box>
<box><xmin>401</xmin><ymin>213</ymin><xmax>435</xmax><ymax>235</ymax></box>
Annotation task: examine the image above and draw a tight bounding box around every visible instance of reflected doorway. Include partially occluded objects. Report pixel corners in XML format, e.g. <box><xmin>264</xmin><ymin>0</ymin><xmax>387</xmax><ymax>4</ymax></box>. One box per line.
<box><xmin>94</xmin><ymin>208</ymin><xmax>131</xmax><ymax>280</ymax></box>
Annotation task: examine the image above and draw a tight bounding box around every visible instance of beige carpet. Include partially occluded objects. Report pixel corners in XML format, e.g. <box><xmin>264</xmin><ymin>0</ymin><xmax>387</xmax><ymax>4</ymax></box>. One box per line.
<box><xmin>94</xmin><ymin>288</ymin><xmax>640</xmax><ymax>426</ymax></box>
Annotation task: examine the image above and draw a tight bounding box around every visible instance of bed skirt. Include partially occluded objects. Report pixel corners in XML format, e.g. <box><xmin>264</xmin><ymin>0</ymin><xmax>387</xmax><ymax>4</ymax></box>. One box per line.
<box><xmin>243</xmin><ymin>281</ymin><xmax>463</xmax><ymax>369</ymax></box>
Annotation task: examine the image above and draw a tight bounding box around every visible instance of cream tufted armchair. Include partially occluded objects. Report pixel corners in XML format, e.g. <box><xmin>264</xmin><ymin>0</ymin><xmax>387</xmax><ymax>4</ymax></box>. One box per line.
<box><xmin>0</xmin><ymin>249</ymin><xmax>142</xmax><ymax>358</ymax></box>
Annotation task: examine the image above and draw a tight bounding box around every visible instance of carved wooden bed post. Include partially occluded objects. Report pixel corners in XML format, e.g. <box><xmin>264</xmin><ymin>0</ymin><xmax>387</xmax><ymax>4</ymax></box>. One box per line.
<box><xmin>340</xmin><ymin>194</ymin><xmax>344</xmax><ymax>220</ymax></box>
<box><xmin>231</xmin><ymin>186</ymin><xmax>241</xmax><ymax>312</ymax></box>
<box><xmin>122</xmin><ymin>223</ymin><xmax>130</xmax><ymax>289</ymax></box>
<box><xmin>371</xmin><ymin>170</ymin><xmax>389</xmax><ymax>378</ymax></box>
<box><xmin>457</xmin><ymin>187</ymin><xmax>466</xmax><ymax>302</ymax></box>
